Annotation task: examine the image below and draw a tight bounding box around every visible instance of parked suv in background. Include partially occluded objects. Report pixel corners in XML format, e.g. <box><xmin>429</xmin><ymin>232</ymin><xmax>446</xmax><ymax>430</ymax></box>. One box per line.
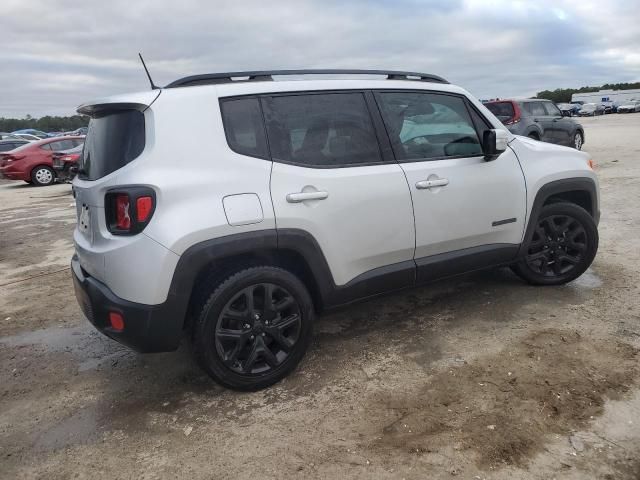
<box><xmin>72</xmin><ymin>70</ymin><xmax>599</xmax><ymax>390</ymax></box>
<box><xmin>485</xmin><ymin>99</ymin><xmax>585</xmax><ymax>150</ymax></box>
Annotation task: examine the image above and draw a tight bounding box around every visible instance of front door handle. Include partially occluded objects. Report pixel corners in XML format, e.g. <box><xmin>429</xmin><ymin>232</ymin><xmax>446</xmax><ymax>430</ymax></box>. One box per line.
<box><xmin>416</xmin><ymin>178</ymin><xmax>449</xmax><ymax>189</ymax></box>
<box><xmin>286</xmin><ymin>191</ymin><xmax>329</xmax><ymax>203</ymax></box>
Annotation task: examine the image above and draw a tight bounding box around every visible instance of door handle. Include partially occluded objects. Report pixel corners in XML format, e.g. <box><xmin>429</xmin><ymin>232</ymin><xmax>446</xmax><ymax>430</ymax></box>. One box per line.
<box><xmin>416</xmin><ymin>178</ymin><xmax>449</xmax><ymax>189</ymax></box>
<box><xmin>286</xmin><ymin>191</ymin><xmax>329</xmax><ymax>203</ymax></box>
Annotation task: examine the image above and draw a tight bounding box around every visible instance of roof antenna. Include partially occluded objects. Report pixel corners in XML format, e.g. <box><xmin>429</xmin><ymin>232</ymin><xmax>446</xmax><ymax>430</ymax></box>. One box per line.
<box><xmin>138</xmin><ymin>53</ymin><xmax>159</xmax><ymax>90</ymax></box>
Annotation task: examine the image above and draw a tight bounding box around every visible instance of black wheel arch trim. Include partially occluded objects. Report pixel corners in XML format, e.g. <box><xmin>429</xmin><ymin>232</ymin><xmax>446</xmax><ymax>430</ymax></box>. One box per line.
<box><xmin>168</xmin><ymin>229</ymin><xmax>526</xmax><ymax>325</ymax></box>
<box><xmin>517</xmin><ymin>177</ymin><xmax>599</xmax><ymax>258</ymax></box>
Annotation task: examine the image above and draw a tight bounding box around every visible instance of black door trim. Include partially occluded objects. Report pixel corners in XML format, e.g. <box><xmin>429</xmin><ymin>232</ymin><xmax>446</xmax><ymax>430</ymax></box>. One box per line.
<box><xmin>415</xmin><ymin>244</ymin><xmax>520</xmax><ymax>284</ymax></box>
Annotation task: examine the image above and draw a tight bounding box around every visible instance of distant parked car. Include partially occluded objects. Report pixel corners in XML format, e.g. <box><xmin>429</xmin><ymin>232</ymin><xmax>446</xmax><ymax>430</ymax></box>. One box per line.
<box><xmin>0</xmin><ymin>132</ymin><xmax>24</xmax><ymax>141</ymax></box>
<box><xmin>484</xmin><ymin>99</ymin><xmax>585</xmax><ymax>150</ymax></box>
<box><xmin>0</xmin><ymin>136</ymin><xmax>84</xmax><ymax>186</ymax></box>
<box><xmin>617</xmin><ymin>100</ymin><xmax>640</xmax><ymax>113</ymax></box>
<box><xmin>52</xmin><ymin>144</ymin><xmax>83</xmax><ymax>182</ymax></box>
<box><xmin>14</xmin><ymin>133</ymin><xmax>42</xmax><ymax>141</ymax></box>
<box><xmin>72</xmin><ymin>127</ymin><xmax>88</xmax><ymax>136</ymax></box>
<box><xmin>601</xmin><ymin>102</ymin><xmax>614</xmax><ymax>114</ymax></box>
<box><xmin>0</xmin><ymin>139</ymin><xmax>30</xmax><ymax>152</ymax></box>
<box><xmin>11</xmin><ymin>129</ymin><xmax>48</xmax><ymax>139</ymax></box>
<box><xmin>578</xmin><ymin>103</ymin><xmax>605</xmax><ymax>116</ymax></box>
<box><xmin>556</xmin><ymin>103</ymin><xmax>581</xmax><ymax>117</ymax></box>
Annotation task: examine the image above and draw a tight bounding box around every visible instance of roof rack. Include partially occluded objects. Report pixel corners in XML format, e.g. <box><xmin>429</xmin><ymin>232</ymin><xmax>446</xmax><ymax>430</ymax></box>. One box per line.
<box><xmin>164</xmin><ymin>69</ymin><xmax>449</xmax><ymax>88</ymax></box>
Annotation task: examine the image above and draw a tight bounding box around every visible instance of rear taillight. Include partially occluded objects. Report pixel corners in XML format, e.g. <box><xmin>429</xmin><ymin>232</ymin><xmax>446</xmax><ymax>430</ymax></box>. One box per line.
<box><xmin>504</xmin><ymin>102</ymin><xmax>522</xmax><ymax>125</ymax></box>
<box><xmin>105</xmin><ymin>187</ymin><xmax>156</xmax><ymax>235</ymax></box>
<box><xmin>115</xmin><ymin>194</ymin><xmax>131</xmax><ymax>230</ymax></box>
<box><xmin>2</xmin><ymin>154</ymin><xmax>25</xmax><ymax>162</ymax></box>
<box><xmin>136</xmin><ymin>196</ymin><xmax>153</xmax><ymax>222</ymax></box>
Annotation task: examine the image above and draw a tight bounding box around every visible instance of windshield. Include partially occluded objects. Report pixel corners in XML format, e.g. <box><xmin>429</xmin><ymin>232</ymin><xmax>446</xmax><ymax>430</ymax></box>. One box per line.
<box><xmin>79</xmin><ymin>110</ymin><xmax>145</xmax><ymax>180</ymax></box>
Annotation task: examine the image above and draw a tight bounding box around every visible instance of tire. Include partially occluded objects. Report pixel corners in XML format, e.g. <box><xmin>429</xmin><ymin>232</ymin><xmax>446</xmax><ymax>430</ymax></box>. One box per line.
<box><xmin>31</xmin><ymin>166</ymin><xmax>55</xmax><ymax>186</ymax></box>
<box><xmin>573</xmin><ymin>131</ymin><xmax>583</xmax><ymax>150</ymax></box>
<box><xmin>512</xmin><ymin>202</ymin><xmax>598</xmax><ymax>286</ymax></box>
<box><xmin>193</xmin><ymin>266</ymin><xmax>314</xmax><ymax>391</ymax></box>
<box><xmin>527</xmin><ymin>133</ymin><xmax>540</xmax><ymax>140</ymax></box>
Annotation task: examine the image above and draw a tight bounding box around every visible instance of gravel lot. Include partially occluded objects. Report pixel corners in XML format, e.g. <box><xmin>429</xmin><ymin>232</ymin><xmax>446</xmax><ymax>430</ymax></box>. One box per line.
<box><xmin>1</xmin><ymin>114</ymin><xmax>640</xmax><ymax>479</ymax></box>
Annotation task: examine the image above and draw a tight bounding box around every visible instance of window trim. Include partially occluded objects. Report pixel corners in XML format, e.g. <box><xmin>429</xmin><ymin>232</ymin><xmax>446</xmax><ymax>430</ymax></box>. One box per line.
<box><xmin>259</xmin><ymin>90</ymin><xmax>392</xmax><ymax>169</ymax></box>
<box><xmin>371</xmin><ymin>89</ymin><xmax>489</xmax><ymax>164</ymax></box>
<box><xmin>219</xmin><ymin>96</ymin><xmax>271</xmax><ymax>161</ymax></box>
<box><xmin>217</xmin><ymin>88</ymin><xmax>497</xmax><ymax>168</ymax></box>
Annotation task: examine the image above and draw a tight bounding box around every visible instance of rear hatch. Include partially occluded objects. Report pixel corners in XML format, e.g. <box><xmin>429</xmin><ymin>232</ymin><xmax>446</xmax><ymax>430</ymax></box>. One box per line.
<box><xmin>485</xmin><ymin>101</ymin><xmax>516</xmax><ymax>124</ymax></box>
<box><xmin>72</xmin><ymin>90</ymin><xmax>160</xmax><ymax>281</ymax></box>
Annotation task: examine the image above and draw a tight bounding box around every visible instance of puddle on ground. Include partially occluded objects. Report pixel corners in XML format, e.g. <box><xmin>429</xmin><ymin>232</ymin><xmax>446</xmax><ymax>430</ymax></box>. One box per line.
<box><xmin>569</xmin><ymin>268</ymin><xmax>603</xmax><ymax>290</ymax></box>
<box><xmin>0</xmin><ymin>324</ymin><xmax>89</xmax><ymax>350</ymax></box>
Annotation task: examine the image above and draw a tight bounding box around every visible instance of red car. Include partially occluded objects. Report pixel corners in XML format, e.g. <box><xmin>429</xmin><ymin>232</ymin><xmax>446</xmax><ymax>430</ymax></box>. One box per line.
<box><xmin>0</xmin><ymin>136</ymin><xmax>84</xmax><ymax>186</ymax></box>
<box><xmin>52</xmin><ymin>145</ymin><xmax>83</xmax><ymax>182</ymax></box>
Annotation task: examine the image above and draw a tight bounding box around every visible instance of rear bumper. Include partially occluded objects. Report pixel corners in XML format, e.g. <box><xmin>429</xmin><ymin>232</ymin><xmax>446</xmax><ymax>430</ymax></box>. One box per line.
<box><xmin>0</xmin><ymin>165</ymin><xmax>28</xmax><ymax>181</ymax></box>
<box><xmin>71</xmin><ymin>255</ymin><xmax>184</xmax><ymax>353</ymax></box>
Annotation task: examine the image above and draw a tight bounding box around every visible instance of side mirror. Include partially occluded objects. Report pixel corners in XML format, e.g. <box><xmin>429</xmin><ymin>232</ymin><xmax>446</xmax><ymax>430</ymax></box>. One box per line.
<box><xmin>482</xmin><ymin>129</ymin><xmax>508</xmax><ymax>161</ymax></box>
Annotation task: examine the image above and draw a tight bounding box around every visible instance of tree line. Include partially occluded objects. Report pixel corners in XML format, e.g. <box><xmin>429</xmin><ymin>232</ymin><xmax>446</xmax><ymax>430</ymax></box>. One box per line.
<box><xmin>0</xmin><ymin>115</ymin><xmax>89</xmax><ymax>133</ymax></box>
<box><xmin>536</xmin><ymin>82</ymin><xmax>640</xmax><ymax>103</ymax></box>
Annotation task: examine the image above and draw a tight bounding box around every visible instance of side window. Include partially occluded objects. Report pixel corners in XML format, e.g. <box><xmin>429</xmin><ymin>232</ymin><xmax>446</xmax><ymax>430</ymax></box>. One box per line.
<box><xmin>377</xmin><ymin>92</ymin><xmax>483</xmax><ymax>161</ymax></box>
<box><xmin>527</xmin><ymin>102</ymin><xmax>547</xmax><ymax>116</ymax></box>
<box><xmin>220</xmin><ymin>97</ymin><xmax>269</xmax><ymax>159</ymax></box>
<box><xmin>262</xmin><ymin>92</ymin><xmax>382</xmax><ymax>167</ymax></box>
<box><xmin>543</xmin><ymin>102</ymin><xmax>562</xmax><ymax>117</ymax></box>
<box><xmin>40</xmin><ymin>143</ymin><xmax>52</xmax><ymax>151</ymax></box>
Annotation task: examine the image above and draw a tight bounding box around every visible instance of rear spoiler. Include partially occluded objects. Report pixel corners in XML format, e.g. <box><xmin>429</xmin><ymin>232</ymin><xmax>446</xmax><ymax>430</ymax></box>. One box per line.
<box><xmin>77</xmin><ymin>90</ymin><xmax>161</xmax><ymax>118</ymax></box>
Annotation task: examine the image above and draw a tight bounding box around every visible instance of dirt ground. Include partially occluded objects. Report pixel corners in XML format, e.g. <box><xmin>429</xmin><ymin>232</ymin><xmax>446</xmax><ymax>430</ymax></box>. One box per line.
<box><xmin>1</xmin><ymin>114</ymin><xmax>640</xmax><ymax>479</ymax></box>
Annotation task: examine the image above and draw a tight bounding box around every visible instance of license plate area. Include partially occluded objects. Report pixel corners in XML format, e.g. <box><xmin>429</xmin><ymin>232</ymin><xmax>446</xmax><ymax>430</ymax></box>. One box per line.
<box><xmin>78</xmin><ymin>204</ymin><xmax>92</xmax><ymax>242</ymax></box>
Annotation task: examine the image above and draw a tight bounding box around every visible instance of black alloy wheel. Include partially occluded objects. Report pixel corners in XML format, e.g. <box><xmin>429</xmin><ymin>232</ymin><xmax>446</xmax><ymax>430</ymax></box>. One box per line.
<box><xmin>512</xmin><ymin>202</ymin><xmax>598</xmax><ymax>285</ymax></box>
<box><xmin>194</xmin><ymin>266</ymin><xmax>314</xmax><ymax>391</ymax></box>
<box><xmin>525</xmin><ymin>215</ymin><xmax>586</xmax><ymax>277</ymax></box>
<box><xmin>215</xmin><ymin>283</ymin><xmax>302</xmax><ymax>375</ymax></box>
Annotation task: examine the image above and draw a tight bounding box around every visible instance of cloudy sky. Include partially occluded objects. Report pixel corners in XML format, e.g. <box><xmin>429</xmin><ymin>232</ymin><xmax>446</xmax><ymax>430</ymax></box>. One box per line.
<box><xmin>1</xmin><ymin>0</ymin><xmax>639</xmax><ymax>118</ymax></box>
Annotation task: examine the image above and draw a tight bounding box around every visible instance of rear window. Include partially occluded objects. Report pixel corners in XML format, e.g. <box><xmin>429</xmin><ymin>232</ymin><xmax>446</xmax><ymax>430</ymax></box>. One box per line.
<box><xmin>220</xmin><ymin>97</ymin><xmax>269</xmax><ymax>159</ymax></box>
<box><xmin>485</xmin><ymin>102</ymin><xmax>515</xmax><ymax>122</ymax></box>
<box><xmin>79</xmin><ymin>110</ymin><xmax>145</xmax><ymax>180</ymax></box>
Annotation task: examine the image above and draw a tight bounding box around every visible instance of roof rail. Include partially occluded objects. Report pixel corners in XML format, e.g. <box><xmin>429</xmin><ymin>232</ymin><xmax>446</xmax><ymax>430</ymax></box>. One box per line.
<box><xmin>164</xmin><ymin>69</ymin><xmax>449</xmax><ymax>88</ymax></box>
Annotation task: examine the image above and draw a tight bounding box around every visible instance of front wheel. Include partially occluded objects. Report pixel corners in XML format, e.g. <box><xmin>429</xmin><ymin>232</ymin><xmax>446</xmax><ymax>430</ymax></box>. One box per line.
<box><xmin>193</xmin><ymin>266</ymin><xmax>314</xmax><ymax>391</ymax></box>
<box><xmin>573</xmin><ymin>131</ymin><xmax>583</xmax><ymax>150</ymax></box>
<box><xmin>512</xmin><ymin>202</ymin><xmax>598</xmax><ymax>285</ymax></box>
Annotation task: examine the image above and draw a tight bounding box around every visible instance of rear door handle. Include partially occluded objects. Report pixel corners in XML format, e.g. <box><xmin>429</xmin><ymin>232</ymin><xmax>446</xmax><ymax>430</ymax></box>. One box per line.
<box><xmin>416</xmin><ymin>178</ymin><xmax>449</xmax><ymax>189</ymax></box>
<box><xmin>286</xmin><ymin>191</ymin><xmax>329</xmax><ymax>203</ymax></box>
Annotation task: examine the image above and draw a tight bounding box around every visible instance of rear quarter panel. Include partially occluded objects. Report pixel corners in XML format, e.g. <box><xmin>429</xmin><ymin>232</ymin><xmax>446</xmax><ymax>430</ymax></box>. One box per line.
<box><xmin>120</xmin><ymin>86</ymin><xmax>276</xmax><ymax>255</ymax></box>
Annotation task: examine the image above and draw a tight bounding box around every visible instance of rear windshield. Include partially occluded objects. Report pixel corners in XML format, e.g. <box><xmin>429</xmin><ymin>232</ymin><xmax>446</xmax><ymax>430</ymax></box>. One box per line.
<box><xmin>485</xmin><ymin>102</ymin><xmax>515</xmax><ymax>122</ymax></box>
<box><xmin>79</xmin><ymin>110</ymin><xmax>145</xmax><ymax>180</ymax></box>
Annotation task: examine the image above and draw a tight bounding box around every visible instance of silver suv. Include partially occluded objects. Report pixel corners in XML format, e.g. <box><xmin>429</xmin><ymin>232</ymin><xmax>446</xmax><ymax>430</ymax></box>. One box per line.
<box><xmin>72</xmin><ymin>70</ymin><xmax>600</xmax><ymax>390</ymax></box>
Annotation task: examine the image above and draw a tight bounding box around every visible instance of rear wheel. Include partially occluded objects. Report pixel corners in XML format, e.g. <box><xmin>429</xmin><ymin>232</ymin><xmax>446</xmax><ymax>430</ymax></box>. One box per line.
<box><xmin>527</xmin><ymin>132</ymin><xmax>540</xmax><ymax>140</ymax></box>
<box><xmin>573</xmin><ymin>131</ymin><xmax>583</xmax><ymax>150</ymax></box>
<box><xmin>193</xmin><ymin>266</ymin><xmax>314</xmax><ymax>391</ymax></box>
<box><xmin>512</xmin><ymin>203</ymin><xmax>598</xmax><ymax>285</ymax></box>
<box><xmin>31</xmin><ymin>166</ymin><xmax>55</xmax><ymax>186</ymax></box>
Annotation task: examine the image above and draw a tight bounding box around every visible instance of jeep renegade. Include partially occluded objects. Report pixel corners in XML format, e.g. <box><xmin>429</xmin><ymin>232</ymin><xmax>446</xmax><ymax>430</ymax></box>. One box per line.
<box><xmin>71</xmin><ymin>70</ymin><xmax>599</xmax><ymax>390</ymax></box>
